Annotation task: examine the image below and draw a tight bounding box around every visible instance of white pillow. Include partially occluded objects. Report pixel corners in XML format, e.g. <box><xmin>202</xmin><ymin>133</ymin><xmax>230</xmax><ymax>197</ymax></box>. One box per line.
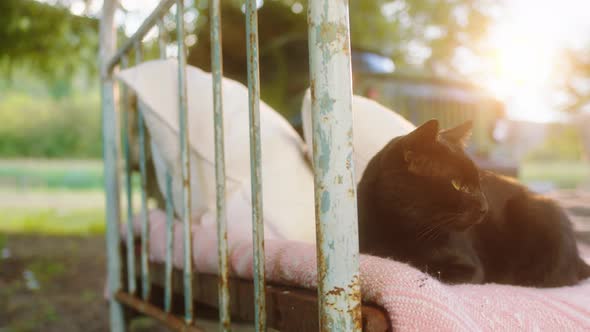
<box><xmin>301</xmin><ymin>89</ymin><xmax>415</xmax><ymax>183</ymax></box>
<box><xmin>117</xmin><ymin>59</ymin><xmax>316</xmax><ymax>243</ymax></box>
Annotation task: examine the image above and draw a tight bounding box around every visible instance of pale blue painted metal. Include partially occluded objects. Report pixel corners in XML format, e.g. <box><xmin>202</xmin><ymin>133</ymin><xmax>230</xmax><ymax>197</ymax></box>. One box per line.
<box><xmin>209</xmin><ymin>0</ymin><xmax>231</xmax><ymax>330</ymax></box>
<box><xmin>245</xmin><ymin>0</ymin><xmax>266</xmax><ymax>330</ymax></box>
<box><xmin>102</xmin><ymin>77</ymin><xmax>126</xmax><ymax>332</ymax></box>
<box><xmin>121</xmin><ymin>54</ymin><xmax>137</xmax><ymax>296</ymax></box>
<box><xmin>157</xmin><ymin>18</ymin><xmax>167</xmax><ymax>59</ymax></box>
<box><xmin>135</xmin><ymin>41</ymin><xmax>151</xmax><ymax>302</ymax></box>
<box><xmin>176</xmin><ymin>0</ymin><xmax>194</xmax><ymax>324</ymax></box>
<box><xmin>157</xmin><ymin>17</ymin><xmax>175</xmax><ymax>315</ymax></box>
<box><xmin>307</xmin><ymin>0</ymin><xmax>362</xmax><ymax>330</ymax></box>
<box><xmin>164</xmin><ymin>171</ymin><xmax>174</xmax><ymax>313</ymax></box>
<box><xmin>106</xmin><ymin>0</ymin><xmax>175</xmax><ymax>73</ymax></box>
<box><xmin>100</xmin><ymin>0</ymin><xmax>125</xmax><ymax>330</ymax></box>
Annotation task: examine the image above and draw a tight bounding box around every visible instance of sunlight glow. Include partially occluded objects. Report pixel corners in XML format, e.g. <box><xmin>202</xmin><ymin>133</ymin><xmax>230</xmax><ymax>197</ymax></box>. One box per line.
<box><xmin>478</xmin><ymin>0</ymin><xmax>590</xmax><ymax>121</ymax></box>
<box><xmin>482</xmin><ymin>24</ymin><xmax>557</xmax><ymax>99</ymax></box>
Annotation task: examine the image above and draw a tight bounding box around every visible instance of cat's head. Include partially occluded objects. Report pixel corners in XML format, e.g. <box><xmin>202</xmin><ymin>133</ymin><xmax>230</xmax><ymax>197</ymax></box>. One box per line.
<box><xmin>374</xmin><ymin>119</ymin><xmax>488</xmax><ymax>232</ymax></box>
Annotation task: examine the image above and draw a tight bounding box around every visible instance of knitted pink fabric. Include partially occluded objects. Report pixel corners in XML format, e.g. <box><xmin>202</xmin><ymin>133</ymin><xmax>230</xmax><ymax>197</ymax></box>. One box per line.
<box><xmin>121</xmin><ymin>209</ymin><xmax>590</xmax><ymax>331</ymax></box>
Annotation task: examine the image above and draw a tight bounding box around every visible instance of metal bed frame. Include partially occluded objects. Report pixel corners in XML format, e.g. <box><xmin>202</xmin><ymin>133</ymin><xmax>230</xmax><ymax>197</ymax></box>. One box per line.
<box><xmin>99</xmin><ymin>0</ymin><xmax>373</xmax><ymax>330</ymax></box>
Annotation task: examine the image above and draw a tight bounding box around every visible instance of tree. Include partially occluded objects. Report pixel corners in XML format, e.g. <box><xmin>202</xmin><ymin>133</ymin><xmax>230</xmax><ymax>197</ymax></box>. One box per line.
<box><xmin>0</xmin><ymin>0</ymin><xmax>98</xmax><ymax>83</ymax></box>
<box><xmin>186</xmin><ymin>0</ymin><xmax>495</xmax><ymax>120</ymax></box>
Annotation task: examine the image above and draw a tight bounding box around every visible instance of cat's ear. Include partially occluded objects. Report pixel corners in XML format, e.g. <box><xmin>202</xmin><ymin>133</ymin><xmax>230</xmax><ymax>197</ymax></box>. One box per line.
<box><xmin>405</xmin><ymin>119</ymin><xmax>439</xmax><ymax>147</ymax></box>
<box><xmin>440</xmin><ymin>121</ymin><xmax>472</xmax><ymax>147</ymax></box>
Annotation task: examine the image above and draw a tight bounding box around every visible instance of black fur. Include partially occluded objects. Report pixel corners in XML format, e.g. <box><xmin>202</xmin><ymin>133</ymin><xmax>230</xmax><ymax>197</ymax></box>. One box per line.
<box><xmin>358</xmin><ymin>119</ymin><xmax>590</xmax><ymax>287</ymax></box>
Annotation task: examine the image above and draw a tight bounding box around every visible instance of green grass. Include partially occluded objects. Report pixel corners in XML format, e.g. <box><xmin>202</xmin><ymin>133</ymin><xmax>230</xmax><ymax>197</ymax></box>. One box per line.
<box><xmin>520</xmin><ymin>160</ymin><xmax>590</xmax><ymax>189</ymax></box>
<box><xmin>0</xmin><ymin>159</ymin><xmax>140</xmax><ymax>190</ymax></box>
<box><xmin>0</xmin><ymin>159</ymin><xmax>104</xmax><ymax>190</ymax></box>
<box><xmin>0</xmin><ymin>159</ymin><xmax>588</xmax><ymax>237</ymax></box>
<box><xmin>0</xmin><ymin>208</ymin><xmax>105</xmax><ymax>235</ymax></box>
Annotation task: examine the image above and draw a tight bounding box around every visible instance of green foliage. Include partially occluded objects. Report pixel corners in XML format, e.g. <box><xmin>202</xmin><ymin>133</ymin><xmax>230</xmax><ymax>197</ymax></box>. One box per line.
<box><xmin>0</xmin><ymin>0</ymin><xmax>98</xmax><ymax>83</ymax></box>
<box><xmin>349</xmin><ymin>0</ymin><xmax>493</xmax><ymax>71</ymax></box>
<box><xmin>559</xmin><ymin>47</ymin><xmax>590</xmax><ymax>113</ymax></box>
<box><xmin>0</xmin><ymin>91</ymin><xmax>102</xmax><ymax>158</ymax></box>
<box><xmin>520</xmin><ymin>161</ymin><xmax>590</xmax><ymax>189</ymax></box>
<box><xmin>525</xmin><ymin>124</ymin><xmax>586</xmax><ymax>162</ymax></box>
<box><xmin>186</xmin><ymin>0</ymin><xmax>495</xmax><ymax>121</ymax></box>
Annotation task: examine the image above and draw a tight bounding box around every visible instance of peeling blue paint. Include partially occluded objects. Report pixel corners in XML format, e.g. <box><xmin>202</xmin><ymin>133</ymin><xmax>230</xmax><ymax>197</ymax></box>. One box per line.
<box><xmin>317</xmin><ymin>129</ymin><xmax>331</xmax><ymax>173</ymax></box>
<box><xmin>320</xmin><ymin>191</ymin><xmax>330</xmax><ymax>214</ymax></box>
<box><xmin>318</xmin><ymin>93</ymin><xmax>336</xmax><ymax>115</ymax></box>
<box><xmin>308</xmin><ymin>0</ymin><xmax>362</xmax><ymax>330</ymax></box>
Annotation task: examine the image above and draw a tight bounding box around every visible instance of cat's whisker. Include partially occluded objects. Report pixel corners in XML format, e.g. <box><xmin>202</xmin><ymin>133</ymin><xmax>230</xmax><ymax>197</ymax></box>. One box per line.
<box><xmin>418</xmin><ymin>216</ymin><xmax>458</xmax><ymax>241</ymax></box>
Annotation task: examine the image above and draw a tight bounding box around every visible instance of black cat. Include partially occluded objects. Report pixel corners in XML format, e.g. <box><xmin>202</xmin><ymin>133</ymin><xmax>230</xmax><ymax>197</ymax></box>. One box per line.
<box><xmin>357</xmin><ymin>119</ymin><xmax>590</xmax><ymax>287</ymax></box>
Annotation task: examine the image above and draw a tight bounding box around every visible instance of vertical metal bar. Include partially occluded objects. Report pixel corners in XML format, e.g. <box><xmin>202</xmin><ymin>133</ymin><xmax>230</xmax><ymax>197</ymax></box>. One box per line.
<box><xmin>164</xmin><ymin>171</ymin><xmax>174</xmax><ymax>313</ymax></box>
<box><xmin>245</xmin><ymin>0</ymin><xmax>266</xmax><ymax>330</ymax></box>
<box><xmin>100</xmin><ymin>0</ymin><xmax>125</xmax><ymax>330</ymax></box>
<box><xmin>157</xmin><ymin>16</ymin><xmax>175</xmax><ymax>315</ymax></box>
<box><xmin>135</xmin><ymin>41</ymin><xmax>151</xmax><ymax>302</ymax></box>
<box><xmin>157</xmin><ymin>18</ymin><xmax>167</xmax><ymax>59</ymax></box>
<box><xmin>121</xmin><ymin>54</ymin><xmax>137</xmax><ymax>295</ymax></box>
<box><xmin>307</xmin><ymin>0</ymin><xmax>362</xmax><ymax>330</ymax></box>
<box><xmin>176</xmin><ymin>0</ymin><xmax>194</xmax><ymax>324</ymax></box>
<box><xmin>210</xmin><ymin>0</ymin><xmax>231</xmax><ymax>330</ymax></box>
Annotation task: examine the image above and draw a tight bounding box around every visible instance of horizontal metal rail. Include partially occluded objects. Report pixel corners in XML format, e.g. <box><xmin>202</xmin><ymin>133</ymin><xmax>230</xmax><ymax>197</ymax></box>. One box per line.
<box><xmin>115</xmin><ymin>292</ymin><xmax>203</xmax><ymax>332</ymax></box>
<box><xmin>105</xmin><ymin>0</ymin><xmax>175</xmax><ymax>73</ymax></box>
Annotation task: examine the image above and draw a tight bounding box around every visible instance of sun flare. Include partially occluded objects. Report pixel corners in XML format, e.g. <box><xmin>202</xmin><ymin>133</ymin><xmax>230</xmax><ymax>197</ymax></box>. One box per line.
<box><xmin>481</xmin><ymin>22</ymin><xmax>558</xmax><ymax>100</ymax></box>
<box><xmin>476</xmin><ymin>0</ymin><xmax>590</xmax><ymax>121</ymax></box>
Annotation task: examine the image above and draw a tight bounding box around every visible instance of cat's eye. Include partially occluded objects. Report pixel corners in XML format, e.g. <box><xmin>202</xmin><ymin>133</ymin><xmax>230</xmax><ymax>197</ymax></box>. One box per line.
<box><xmin>451</xmin><ymin>179</ymin><xmax>470</xmax><ymax>193</ymax></box>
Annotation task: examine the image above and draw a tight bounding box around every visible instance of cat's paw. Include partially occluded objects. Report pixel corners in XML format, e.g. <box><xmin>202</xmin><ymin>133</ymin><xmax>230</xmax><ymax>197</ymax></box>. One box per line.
<box><xmin>438</xmin><ymin>263</ymin><xmax>484</xmax><ymax>284</ymax></box>
<box><xmin>428</xmin><ymin>257</ymin><xmax>484</xmax><ymax>285</ymax></box>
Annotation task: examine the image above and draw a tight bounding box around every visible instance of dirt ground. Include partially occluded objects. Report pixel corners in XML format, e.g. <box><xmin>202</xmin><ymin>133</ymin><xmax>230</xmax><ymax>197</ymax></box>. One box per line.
<box><xmin>1</xmin><ymin>190</ymin><xmax>589</xmax><ymax>332</ymax></box>
<box><xmin>0</xmin><ymin>234</ymin><xmax>114</xmax><ymax>332</ymax></box>
<box><xmin>0</xmin><ymin>234</ymin><xmax>253</xmax><ymax>332</ymax></box>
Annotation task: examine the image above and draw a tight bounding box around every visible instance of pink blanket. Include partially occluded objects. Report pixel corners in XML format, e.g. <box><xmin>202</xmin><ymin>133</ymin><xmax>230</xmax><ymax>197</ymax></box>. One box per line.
<box><xmin>123</xmin><ymin>210</ymin><xmax>590</xmax><ymax>331</ymax></box>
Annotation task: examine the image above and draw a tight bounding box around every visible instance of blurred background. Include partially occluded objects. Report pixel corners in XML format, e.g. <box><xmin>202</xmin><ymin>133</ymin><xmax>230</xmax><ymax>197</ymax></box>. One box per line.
<box><xmin>1</xmin><ymin>0</ymin><xmax>589</xmax><ymax>331</ymax></box>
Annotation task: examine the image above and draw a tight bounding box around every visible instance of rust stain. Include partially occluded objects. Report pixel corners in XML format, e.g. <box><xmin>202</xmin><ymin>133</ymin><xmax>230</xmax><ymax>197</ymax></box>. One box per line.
<box><xmin>349</xmin><ymin>275</ymin><xmax>363</xmax><ymax>329</ymax></box>
<box><xmin>325</xmin><ymin>286</ymin><xmax>345</xmax><ymax>297</ymax></box>
<box><xmin>341</xmin><ymin>28</ymin><xmax>351</xmax><ymax>55</ymax></box>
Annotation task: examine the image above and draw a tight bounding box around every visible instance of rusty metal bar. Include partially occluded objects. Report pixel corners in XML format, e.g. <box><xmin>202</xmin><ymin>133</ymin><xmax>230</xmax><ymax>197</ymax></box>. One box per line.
<box><xmin>114</xmin><ymin>291</ymin><xmax>203</xmax><ymax>332</ymax></box>
<box><xmin>121</xmin><ymin>54</ymin><xmax>137</xmax><ymax>296</ymax></box>
<box><xmin>245</xmin><ymin>0</ymin><xmax>266</xmax><ymax>330</ymax></box>
<box><xmin>175</xmin><ymin>0</ymin><xmax>194</xmax><ymax>324</ymax></box>
<box><xmin>157</xmin><ymin>17</ymin><xmax>175</xmax><ymax>315</ymax></box>
<box><xmin>209</xmin><ymin>0</ymin><xmax>231</xmax><ymax>330</ymax></box>
<box><xmin>105</xmin><ymin>0</ymin><xmax>175</xmax><ymax>73</ymax></box>
<box><xmin>307</xmin><ymin>0</ymin><xmax>363</xmax><ymax>330</ymax></box>
<box><xmin>164</xmin><ymin>172</ymin><xmax>174</xmax><ymax>313</ymax></box>
<box><xmin>100</xmin><ymin>0</ymin><xmax>125</xmax><ymax>330</ymax></box>
<box><xmin>135</xmin><ymin>40</ymin><xmax>151</xmax><ymax>302</ymax></box>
